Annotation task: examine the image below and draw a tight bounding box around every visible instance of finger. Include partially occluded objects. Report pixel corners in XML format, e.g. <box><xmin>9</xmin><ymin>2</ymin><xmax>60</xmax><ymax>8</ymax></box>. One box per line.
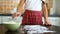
<box><xmin>12</xmin><ymin>13</ymin><xmax>17</xmax><ymax>18</ymax></box>
<box><xmin>17</xmin><ymin>14</ymin><xmax>20</xmax><ymax>17</ymax></box>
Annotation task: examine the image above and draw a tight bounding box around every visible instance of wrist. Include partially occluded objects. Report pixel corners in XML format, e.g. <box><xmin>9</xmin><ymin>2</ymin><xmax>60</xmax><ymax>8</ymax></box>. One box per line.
<box><xmin>16</xmin><ymin>11</ymin><xmax>20</xmax><ymax>14</ymax></box>
<box><xmin>17</xmin><ymin>11</ymin><xmax>20</xmax><ymax>13</ymax></box>
<box><xmin>44</xmin><ymin>18</ymin><xmax>48</xmax><ymax>22</ymax></box>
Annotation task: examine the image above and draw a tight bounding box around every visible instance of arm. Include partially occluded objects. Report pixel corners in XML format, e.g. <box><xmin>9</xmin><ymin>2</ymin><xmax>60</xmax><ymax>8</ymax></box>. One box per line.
<box><xmin>12</xmin><ymin>0</ymin><xmax>25</xmax><ymax>18</ymax></box>
<box><xmin>17</xmin><ymin>0</ymin><xmax>25</xmax><ymax>14</ymax></box>
<box><xmin>42</xmin><ymin>1</ymin><xmax>48</xmax><ymax>23</ymax></box>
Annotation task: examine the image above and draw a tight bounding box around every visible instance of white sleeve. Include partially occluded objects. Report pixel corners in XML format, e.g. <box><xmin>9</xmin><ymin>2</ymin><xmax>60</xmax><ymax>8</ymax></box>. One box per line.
<box><xmin>42</xmin><ymin>0</ymin><xmax>46</xmax><ymax>2</ymax></box>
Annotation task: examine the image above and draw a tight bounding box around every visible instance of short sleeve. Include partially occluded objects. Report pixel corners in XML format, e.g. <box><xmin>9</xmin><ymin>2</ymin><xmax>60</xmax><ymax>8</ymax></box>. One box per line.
<box><xmin>42</xmin><ymin>0</ymin><xmax>46</xmax><ymax>2</ymax></box>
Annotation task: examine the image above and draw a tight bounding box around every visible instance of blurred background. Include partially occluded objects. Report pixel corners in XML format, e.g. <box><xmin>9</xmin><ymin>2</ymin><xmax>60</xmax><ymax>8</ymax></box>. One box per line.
<box><xmin>0</xmin><ymin>0</ymin><xmax>60</xmax><ymax>15</ymax></box>
<box><xmin>0</xmin><ymin>0</ymin><xmax>60</xmax><ymax>26</ymax></box>
<box><xmin>0</xmin><ymin>0</ymin><xmax>60</xmax><ymax>34</ymax></box>
<box><xmin>0</xmin><ymin>0</ymin><xmax>19</xmax><ymax>14</ymax></box>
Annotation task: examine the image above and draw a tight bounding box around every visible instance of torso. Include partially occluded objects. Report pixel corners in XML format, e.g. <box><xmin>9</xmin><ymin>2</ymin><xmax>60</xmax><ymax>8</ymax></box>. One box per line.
<box><xmin>25</xmin><ymin>0</ymin><xmax>42</xmax><ymax>11</ymax></box>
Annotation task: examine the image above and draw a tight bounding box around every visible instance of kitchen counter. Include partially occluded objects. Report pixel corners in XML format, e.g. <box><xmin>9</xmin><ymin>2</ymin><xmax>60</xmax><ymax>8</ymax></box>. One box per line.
<box><xmin>0</xmin><ymin>25</ymin><xmax>60</xmax><ymax>34</ymax></box>
<box><xmin>0</xmin><ymin>15</ymin><xmax>60</xmax><ymax>26</ymax></box>
<box><xmin>0</xmin><ymin>14</ymin><xmax>60</xmax><ymax>17</ymax></box>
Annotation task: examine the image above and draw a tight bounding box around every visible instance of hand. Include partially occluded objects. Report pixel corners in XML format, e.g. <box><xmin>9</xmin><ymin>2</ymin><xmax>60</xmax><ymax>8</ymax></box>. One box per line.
<box><xmin>44</xmin><ymin>20</ymin><xmax>51</xmax><ymax>26</ymax></box>
<box><xmin>12</xmin><ymin>12</ymin><xmax>21</xmax><ymax>19</ymax></box>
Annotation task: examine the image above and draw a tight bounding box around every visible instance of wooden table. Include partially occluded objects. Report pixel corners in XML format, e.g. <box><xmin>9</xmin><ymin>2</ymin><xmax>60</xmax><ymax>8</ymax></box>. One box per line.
<box><xmin>0</xmin><ymin>25</ymin><xmax>60</xmax><ymax>34</ymax></box>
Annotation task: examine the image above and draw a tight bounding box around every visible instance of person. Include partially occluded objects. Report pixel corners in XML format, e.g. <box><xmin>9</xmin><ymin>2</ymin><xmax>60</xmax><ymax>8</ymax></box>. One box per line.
<box><xmin>12</xmin><ymin>0</ymin><xmax>51</xmax><ymax>26</ymax></box>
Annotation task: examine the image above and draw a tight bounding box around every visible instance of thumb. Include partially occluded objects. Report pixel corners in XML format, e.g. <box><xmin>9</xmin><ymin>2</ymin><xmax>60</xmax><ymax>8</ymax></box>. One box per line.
<box><xmin>12</xmin><ymin>13</ymin><xmax>17</xmax><ymax>18</ymax></box>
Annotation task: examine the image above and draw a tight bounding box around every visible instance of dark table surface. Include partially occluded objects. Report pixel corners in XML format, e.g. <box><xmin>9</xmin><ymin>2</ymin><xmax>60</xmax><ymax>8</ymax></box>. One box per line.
<box><xmin>0</xmin><ymin>25</ymin><xmax>60</xmax><ymax>34</ymax></box>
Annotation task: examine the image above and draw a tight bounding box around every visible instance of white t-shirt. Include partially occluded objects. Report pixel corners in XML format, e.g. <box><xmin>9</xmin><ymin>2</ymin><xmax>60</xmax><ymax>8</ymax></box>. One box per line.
<box><xmin>25</xmin><ymin>0</ymin><xmax>46</xmax><ymax>11</ymax></box>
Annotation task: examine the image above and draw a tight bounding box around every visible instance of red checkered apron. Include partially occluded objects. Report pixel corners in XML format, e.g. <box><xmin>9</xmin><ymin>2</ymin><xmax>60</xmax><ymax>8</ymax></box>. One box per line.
<box><xmin>22</xmin><ymin>10</ymin><xmax>42</xmax><ymax>25</ymax></box>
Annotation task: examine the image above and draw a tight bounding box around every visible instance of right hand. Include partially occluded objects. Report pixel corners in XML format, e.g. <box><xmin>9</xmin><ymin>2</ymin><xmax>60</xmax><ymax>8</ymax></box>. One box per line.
<box><xmin>12</xmin><ymin>12</ymin><xmax>21</xmax><ymax>19</ymax></box>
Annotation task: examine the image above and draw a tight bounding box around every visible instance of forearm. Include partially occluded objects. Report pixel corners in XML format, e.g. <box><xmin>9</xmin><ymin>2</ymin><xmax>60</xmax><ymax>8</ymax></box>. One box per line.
<box><xmin>42</xmin><ymin>3</ymin><xmax>48</xmax><ymax>21</ymax></box>
<box><xmin>17</xmin><ymin>0</ymin><xmax>25</xmax><ymax>14</ymax></box>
